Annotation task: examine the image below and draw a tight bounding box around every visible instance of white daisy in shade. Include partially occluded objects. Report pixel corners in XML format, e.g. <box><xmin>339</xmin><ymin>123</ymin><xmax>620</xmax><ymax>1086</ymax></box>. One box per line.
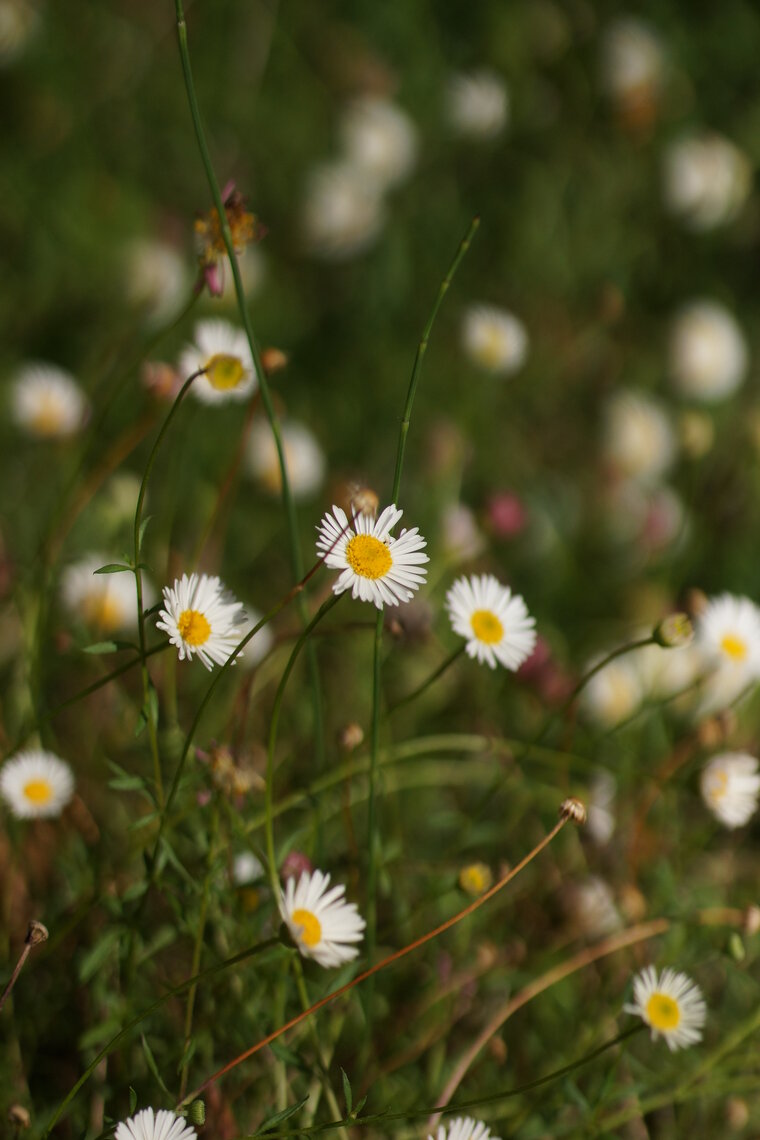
<box><xmin>316</xmin><ymin>504</ymin><xmax>428</xmax><ymax>609</ymax></box>
<box><xmin>580</xmin><ymin>655</ymin><xmax>643</xmax><ymax>729</ymax></box>
<box><xmin>697</xmin><ymin>593</ymin><xmax>760</xmax><ymax>690</ymax></box>
<box><xmin>125</xmin><ymin>239</ymin><xmax>189</xmax><ymax>328</ymax></box>
<box><xmin>178</xmin><ymin>319</ymin><xmax>257</xmax><ymax>405</ymax></box>
<box><xmin>156</xmin><ymin>572</ymin><xmax>245</xmax><ymax>670</ymax></box>
<box><xmin>302</xmin><ymin>160</ymin><xmax>386</xmax><ymax>261</ymax></box>
<box><xmin>246</xmin><ymin>418</ymin><xmax>326</xmax><ymax>500</ymax></box>
<box><xmin>602</xmin><ymin>389</ymin><xmax>675</xmax><ymax>484</ymax></box>
<box><xmin>0</xmin><ymin>750</ymin><xmax>74</xmax><ymax>819</ymax></box>
<box><xmin>700</xmin><ymin>752</ymin><xmax>760</xmax><ymax>829</ymax></box>
<box><xmin>446</xmin><ymin>69</ymin><xmax>509</xmax><ymax>140</ymax></box>
<box><xmin>663</xmin><ymin>133</ymin><xmax>751</xmax><ymax>231</ymax></box>
<box><xmin>599</xmin><ymin>17</ymin><xmax>665</xmax><ymax>106</ymax></box>
<box><xmin>462</xmin><ymin>304</ymin><xmax>529</xmax><ymax>377</ymax></box>
<box><xmin>445</xmin><ymin>574</ymin><xmax>536</xmax><ymax>670</ymax></box>
<box><xmin>61</xmin><ymin>554</ymin><xmax>151</xmax><ymax>634</ymax></box>
<box><xmin>115</xmin><ymin>1108</ymin><xmax>196</xmax><ymax>1140</ymax></box>
<box><xmin>338</xmin><ymin>95</ymin><xmax>418</xmax><ymax>191</ymax></box>
<box><xmin>11</xmin><ymin>363</ymin><xmax>89</xmax><ymax>439</ymax></box>
<box><xmin>429</xmin><ymin>1117</ymin><xmax>500</xmax><ymax>1140</ymax></box>
<box><xmin>624</xmin><ymin>965</ymin><xmax>706</xmax><ymax>1051</ymax></box>
<box><xmin>279</xmin><ymin>868</ymin><xmax>365</xmax><ymax>968</ymax></box>
<box><xmin>669</xmin><ymin>300</ymin><xmax>748</xmax><ymax>403</ymax></box>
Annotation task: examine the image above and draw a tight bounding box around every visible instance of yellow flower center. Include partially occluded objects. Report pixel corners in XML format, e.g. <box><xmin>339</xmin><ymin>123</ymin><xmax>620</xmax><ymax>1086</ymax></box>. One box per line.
<box><xmin>708</xmin><ymin>769</ymin><xmax>728</xmax><ymax>802</ymax></box>
<box><xmin>645</xmin><ymin>992</ymin><xmax>681</xmax><ymax>1031</ymax></box>
<box><xmin>459</xmin><ymin>862</ymin><xmax>493</xmax><ymax>895</ymax></box>
<box><xmin>291</xmin><ymin>907</ymin><xmax>322</xmax><ymax>947</ymax></box>
<box><xmin>346</xmin><ymin>534</ymin><xmax>392</xmax><ymax>580</ymax></box>
<box><xmin>23</xmin><ymin>779</ymin><xmax>53</xmax><ymax>805</ymax></box>
<box><xmin>470</xmin><ymin>609</ymin><xmax>504</xmax><ymax>644</ymax></box>
<box><xmin>29</xmin><ymin>396</ymin><xmax>65</xmax><ymax>436</ymax></box>
<box><xmin>177</xmin><ymin>609</ymin><xmax>212</xmax><ymax>646</ymax></box>
<box><xmin>475</xmin><ymin>326</ymin><xmax>508</xmax><ymax>369</ymax></box>
<box><xmin>205</xmin><ymin>353</ymin><xmax>246</xmax><ymax>391</ymax></box>
<box><xmin>721</xmin><ymin>633</ymin><xmax>748</xmax><ymax>662</ymax></box>
<box><xmin>82</xmin><ymin>591</ymin><xmax>124</xmax><ymax>633</ymax></box>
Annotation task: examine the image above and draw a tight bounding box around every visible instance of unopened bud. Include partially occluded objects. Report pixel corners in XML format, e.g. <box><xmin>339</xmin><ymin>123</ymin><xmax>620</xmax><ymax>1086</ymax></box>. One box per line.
<box><xmin>338</xmin><ymin>722</ymin><xmax>364</xmax><ymax>752</ymax></box>
<box><xmin>187</xmin><ymin>1101</ymin><xmax>206</xmax><ymax>1127</ymax></box>
<box><xmin>25</xmin><ymin>921</ymin><xmax>48</xmax><ymax>947</ymax></box>
<box><xmin>260</xmin><ymin>347</ymin><xmax>289</xmax><ymax>376</ymax></box>
<box><xmin>653</xmin><ymin>612</ymin><xmax>694</xmax><ymax>648</ymax></box>
<box><xmin>559</xmin><ymin>797</ymin><xmax>586</xmax><ymax>825</ymax></box>
<box><xmin>8</xmin><ymin>1105</ymin><xmax>31</xmax><ymax>1130</ymax></box>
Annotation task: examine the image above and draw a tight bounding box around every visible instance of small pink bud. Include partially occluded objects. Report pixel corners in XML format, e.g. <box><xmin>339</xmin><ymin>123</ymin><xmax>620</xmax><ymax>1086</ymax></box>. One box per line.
<box><xmin>486</xmin><ymin>491</ymin><xmax>527</xmax><ymax>538</ymax></box>
<box><xmin>281</xmin><ymin>850</ymin><xmax>313</xmax><ymax>881</ymax></box>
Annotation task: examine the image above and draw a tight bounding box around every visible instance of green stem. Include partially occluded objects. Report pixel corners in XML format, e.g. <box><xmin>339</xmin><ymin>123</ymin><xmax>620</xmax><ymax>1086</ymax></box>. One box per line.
<box><xmin>389</xmin><ymin>645</ymin><xmax>465</xmax><ymax>713</ymax></box>
<box><xmin>43</xmin><ymin>936</ymin><xmax>283</xmax><ymax>1136</ymax></box>
<box><xmin>47</xmin><ymin>641</ymin><xmax>169</xmax><ymax>717</ymax></box>
<box><xmin>264</xmin><ymin>596</ymin><xmax>341</xmax><ymax>897</ymax></box>
<box><xmin>292</xmin><ymin>957</ymin><xmax>349</xmax><ymax>1140</ymax></box>
<box><xmin>173</xmin><ymin>0</ymin><xmax>325</xmax><ymax>769</ymax></box>
<box><xmin>133</xmin><ymin>367</ymin><xmax>203</xmax><ymax>808</ymax></box>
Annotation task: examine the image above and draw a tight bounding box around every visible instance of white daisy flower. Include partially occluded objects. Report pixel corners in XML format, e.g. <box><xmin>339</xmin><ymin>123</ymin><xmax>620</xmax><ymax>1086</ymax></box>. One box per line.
<box><xmin>246</xmin><ymin>418</ymin><xmax>326</xmax><ymax>500</ymax></box>
<box><xmin>663</xmin><ymin>133</ymin><xmax>751</xmax><ymax>231</ymax></box>
<box><xmin>580</xmin><ymin>654</ymin><xmax>643</xmax><ymax>728</ymax></box>
<box><xmin>219</xmin><ymin>244</ymin><xmax>266</xmax><ymax>306</ymax></box>
<box><xmin>316</xmin><ymin>503</ymin><xmax>428</xmax><ymax>610</ymax></box>
<box><xmin>178</xmin><ymin>319</ymin><xmax>257</xmax><ymax>405</ymax></box>
<box><xmin>700</xmin><ymin>752</ymin><xmax>760</xmax><ymax>829</ymax></box>
<box><xmin>125</xmin><ymin>239</ymin><xmax>189</xmax><ymax>328</ymax></box>
<box><xmin>624</xmin><ymin>965</ymin><xmax>706</xmax><ymax>1051</ymax></box>
<box><xmin>445</xmin><ymin>573</ymin><xmax>536</xmax><ymax>670</ymax></box>
<box><xmin>669</xmin><ymin>300</ymin><xmax>748</xmax><ymax>403</ymax></box>
<box><xmin>233</xmin><ymin>851</ymin><xmax>265</xmax><ymax>885</ymax></box>
<box><xmin>570</xmin><ymin>875</ymin><xmax>621</xmax><ymax>937</ymax></box>
<box><xmin>602</xmin><ymin>389</ymin><xmax>675</xmax><ymax>484</ymax></box>
<box><xmin>115</xmin><ymin>1108</ymin><xmax>196</xmax><ymax>1140</ymax></box>
<box><xmin>599</xmin><ymin>17</ymin><xmax>665</xmax><ymax>104</ymax></box>
<box><xmin>462</xmin><ymin>304</ymin><xmax>529</xmax><ymax>377</ymax></box>
<box><xmin>338</xmin><ymin>95</ymin><xmax>418</xmax><ymax>191</ymax></box>
<box><xmin>279</xmin><ymin>868</ymin><xmax>365</xmax><ymax>968</ymax></box>
<box><xmin>11</xmin><ymin>363</ymin><xmax>89</xmax><ymax>439</ymax></box>
<box><xmin>446</xmin><ymin>69</ymin><xmax>509</xmax><ymax>140</ymax></box>
<box><xmin>586</xmin><ymin>769</ymin><xmax>616</xmax><ymax>845</ymax></box>
<box><xmin>0</xmin><ymin>750</ymin><xmax>74</xmax><ymax>819</ymax></box>
<box><xmin>61</xmin><ymin>554</ymin><xmax>152</xmax><ymax>634</ymax></box>
<box><xmin>697</xmin><ymin>593</ymin><xmax>760</xmax><ymax>699</ymax></box>
<box><xmin>302</xmin><ymin>160</ymin><xmax>386</xmax><ymax>261</ymax></box>
<box><xmin>236</xmin><ymin>602</ymin><xmax>275</xmax><ymax>670</ymax></box>
<box><xmin>429</xmin><ymin>1117</ymin><xmax>501</xmax><ymax>1140</ymax></box>
<box><xmin>156</xmin><ymin>572</ymin><xmax>245</xmax><ymax>670</ymax></box>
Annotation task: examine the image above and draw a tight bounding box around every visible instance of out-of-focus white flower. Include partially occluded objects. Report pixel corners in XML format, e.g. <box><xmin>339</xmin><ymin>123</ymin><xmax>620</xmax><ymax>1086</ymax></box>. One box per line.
<box><xmin>632</xmin><ymin>637</ymin><xmax>705</xmax><ymax>703</ymax></box>
<box><xmin>695</xmin><ymin>593</ymin><xmax>760</xmax><ymax>714</ymax></box>
<box><xmin>570</xmin><ymin>875</ymin><xmax>622</xmax><ymax>937</ymax></box>
<box><xmin>429</xmin><ymin>1118</ymin><xmax>500</xmax><ymax>1140</ymax></box>
<box><xmin>302</xmin><ymin>161</ymin><xmax>386</xmax><ymax>260</ymax></box>
<box><xmin>236</xmin><ymin>603</ymin><xmax>275</xmax><ymax>669</ymax></box>
<box><xmin>700</xmin><ymin>752</ymin><xmax>760</xmax><ymax>829</ymax></box>
<box><xmin>232</xmin><ymin>851</ymin><xmax>265</xmax><ymax>885</ymax></box>
<box><xmin>218</xmin><ymin>245</ymin><xmax>267</xmax><ymax>305</ymax></box>
<box><xmin>669</xmin><ymin>300</ymin><xmax>748</xmax><ymax>402</ymax></box>
<box><xmin>664</xmin><ymin>133</ymin><xmax>752</xmax><ymax>231</ymax></box>
<box><xmin>600</xmin><ymin>17</ymin><xmax>665</xmax><ymax>104</ymax></box>
<box><xmin>462</xmin><ymin>304</ymin><xmax>529</xmax><ymax>377</ymax></box>
<box><xmin>440</xmin><ymin>503</ymin><xmax>485</xmax><ymax>562</ymax></box>
<box><xmin>338</xmin><ymin>96</ymin><xmax>418</xmax><ymax>191</ymax></box>
<box><xmin>178</xmin><ymin>319</ymin><xmax>257</xmax><ymax>405</ymax></box>
<box><xmin>11</xmin><ymin>363</ymin><xmax>89</xmax><ymax>439</ymax></box>
<box><xmin>624</xmin><ymin>965</ymin><xmax>706</xmax><ymax>1051</ymax></box>
<box><xmin>61</xmin><ymin>554</ymin><xmax>152</xmax><ymax>634</ymax></box>
<box><xmin>246</xmin><ymin>418</ymin><xmax>325</xmax><ymax>500</ymax></box>
<box><xmin>0</xmin><ymin>0</ymin><xmax>39</xmax><ymax>66</ymax></box>
<box><xmin>586</xmin><ymin>769</ymin><xmax>616</xmax><ymax>845</ymax></box>
<box><xmin>446</xmin><ymin>69</ymin><xmax>509</xmax><ymax>140</ymax></box>
<box><xmin>581</xmin><ymin>653</ymin><xmax>643</xmax><ymax>728</ymax></box>
<box><xmin>0</xmin><ymin>750</ymin><xmax>74</xmax><ymax>819</ymax></box>
<box><xmin>602</xmin><ymin>390</ymin><xmax>675</xmax><ymax>484</ymax></box>
<box><xmin>125</xmin><ymin>239</ymin><xmax>189</xmax><ymax>328</ymax></box>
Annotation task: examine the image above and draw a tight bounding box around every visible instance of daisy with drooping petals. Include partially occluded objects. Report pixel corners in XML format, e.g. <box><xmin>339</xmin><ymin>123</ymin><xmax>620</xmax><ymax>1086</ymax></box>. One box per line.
<box><xmin>156</xmin><ymin>573</ymin><xmax>245</xmax><ymax>670</ymax></box>
<box><xmin>624</xmin><ymin>965</ymin><xmax>706</xmax><ymax>1051</ymax></box>
<box><xmin>178</xmin><ymin>318</ymin><xmax>257</xmax><ymax>404</ymax></box>
<box><xmin>0</xmin><ymin>750</ymin><xmax>74</xmax><ymax>819</ymax></box>
<box><xmin>462</xmin><ymin>304</ymin><xmax>529</xmax><ymax>377</ymax></box>
<box><xmin>700</xmin><ymin>752</ymin><xmax>760</xmax><ymax>829</ymax></box>
<box><xmin>429</xmin><ymin>1117</ymin><xmax>501</xmax><ymax>1140</ymax></box>
<box><xmin>115</xmin><ymin>1108</ymin><xmax>197</xmax><ymax>1140</ymax></box>
<box><xmin>316</xmin><ymin>504</ymin><xmax>428</xmax><ymax>609</ymax></box>
<box><xmin>279</xmin><ymin>868</ymin><xmax>365</xmax><ymax>968</ymax></box>
<box><xmin>445</xmin><ymin>574</ymin><xmax>536</xmax><ymax>670</ymax></box>
<box><xmin>11</xmin><ymin>363</ymin><xmax>89</xmax><ymax>439</ymax></box>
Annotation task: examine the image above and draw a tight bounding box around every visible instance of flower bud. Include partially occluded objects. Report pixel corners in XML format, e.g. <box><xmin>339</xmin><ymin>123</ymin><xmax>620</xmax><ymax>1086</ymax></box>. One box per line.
<box><xmin>653</xmin><ymin>612</ymin><xmax>694</xmax><ymax>648</ymax></box>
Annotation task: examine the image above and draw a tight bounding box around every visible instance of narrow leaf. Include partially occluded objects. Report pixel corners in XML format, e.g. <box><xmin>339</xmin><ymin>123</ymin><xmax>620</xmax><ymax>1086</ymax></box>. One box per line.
<box><xmin>341</xmin><ymin>1068</ymin><xmax>352</xmax><ymax>1116</ymax></box>
<box><xmin>141</xmin><ymin>1034</ymin><xmax>172</xmax><ymax>1099</ymax></box>
<box><xmin>256</xmin><ymin>1096</ymin><xmax>309</xmax><ymax>1133</ymax></box>
<box><xmin>94</xmin><ymin>563</ymin><xmax>132</xmax><ymax>575</ymax></box>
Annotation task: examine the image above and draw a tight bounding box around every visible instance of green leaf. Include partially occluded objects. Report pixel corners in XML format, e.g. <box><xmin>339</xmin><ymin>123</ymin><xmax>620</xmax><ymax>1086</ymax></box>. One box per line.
<box><xmin>341</xmin><ymin>1068</ymin><xmax>352</xmax><ymax>1115</ymax></box>
<box><xmin>78</xmin><ymin>928</ymin><xmax>122</xmax><ymax>982</ymax></box>
<box><xmin>94</xmin><ymin>563</ymin><xmax>133</xmax><ymax>575</ymax></box>
<box><xmin>108</xmin><ymin>772</ymin><xmax>148</xmax><ymax>792</ymax></box>
<box><xmin>141</xmin><ymin>1034</ymin><xmax>172</xmax><ymax>1099</ymax></box>
<box><xmin>129</xmin><ymin>1088</ymin><xmax>138</xmax><ymax>1114</ymax></box>
<box><xmin>137</xmin><ymin>515</ymin><xmax>153</xmax><ymax>552</ymax></box>
<box><xmin>121</xmin><ymin>880</ymin><xmax>148</xmax><ymax>902</ymax></box>
<box><xmin>256</xmin><ymin>1096</ymin><xmax>309</xmax><ymax>1133</ymax></box>
<box><xmin>79</xmin><ymin>1014</ymin><xmax>122</xmax><ymax>1051</ymax></box>
<box><xmin>353</xmin><ymin>1095</ymin><xmax>367</xmax><ymax>1117</ymax></box>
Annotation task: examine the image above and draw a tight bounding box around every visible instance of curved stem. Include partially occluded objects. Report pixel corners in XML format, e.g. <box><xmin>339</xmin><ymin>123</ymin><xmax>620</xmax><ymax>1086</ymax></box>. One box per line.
<box><xmin>389</xmin><ymin>645</ymin><xmax>465</xmax><ymax>713</ymax></box>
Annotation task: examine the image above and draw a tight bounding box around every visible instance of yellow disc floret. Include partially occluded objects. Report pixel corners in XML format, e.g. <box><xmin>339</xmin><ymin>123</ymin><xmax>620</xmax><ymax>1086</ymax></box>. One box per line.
<box><xmin>721</xmin><ymin>633</ymin><xmax>748</xmax><ymax>661</ymax></box>
<box><xmin>291</xmin><ymin>907</ymin><xmax>322</xmax><ymax>947</ymax></box>
<box><xmin>346</xmin><ymin>534</ymin><xmax>392</xmax><ymax>580</ymax></box>
<box><xmin>178</xmin><ymin>609</ymin><xmax>212</xmax><ymax>646</ymax></box>
<box><xmin>470</xmin><ymin>609</ymin><xmax>504</xmax><ymax>644</ymax></box>
<box><xmin>23</xmin><ymin>780</ymin><xmax>53</xmax><ymax>806</ymax></box>
<box><xmin>646</xmin><ymin>992</ymin><xmax>681</xmax><ymax>1031</ymax></box>
<box><xmin>205</xmin><ymin>353</ymin><xmax>247</xmax><ymax>391</ymax></box>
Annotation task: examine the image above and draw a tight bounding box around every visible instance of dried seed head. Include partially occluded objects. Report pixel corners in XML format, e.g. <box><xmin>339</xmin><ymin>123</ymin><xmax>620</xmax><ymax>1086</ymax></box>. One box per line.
<box><xmin>25</xmin><ymin>920</ymin><xmax>48</xmax><ymax>947</ymax></box>
<box><xmin>559</xmin><ymin>797</ymin><xmax>587</xmax><ymax>825</ymax></box>
<box><xmin>8</xmin><ymin>1105</ymin><xmax>31</xmax><ymax>1130</ymax></box>
<box><xmin>653</xmin><ymin>612</ymin><xmax>694</xmax><ymax>648</ymax></box>
<box><xmin>338</xmin><ymin>722</ymin><xmax>364</xmax><ymax>753</ymax></box>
